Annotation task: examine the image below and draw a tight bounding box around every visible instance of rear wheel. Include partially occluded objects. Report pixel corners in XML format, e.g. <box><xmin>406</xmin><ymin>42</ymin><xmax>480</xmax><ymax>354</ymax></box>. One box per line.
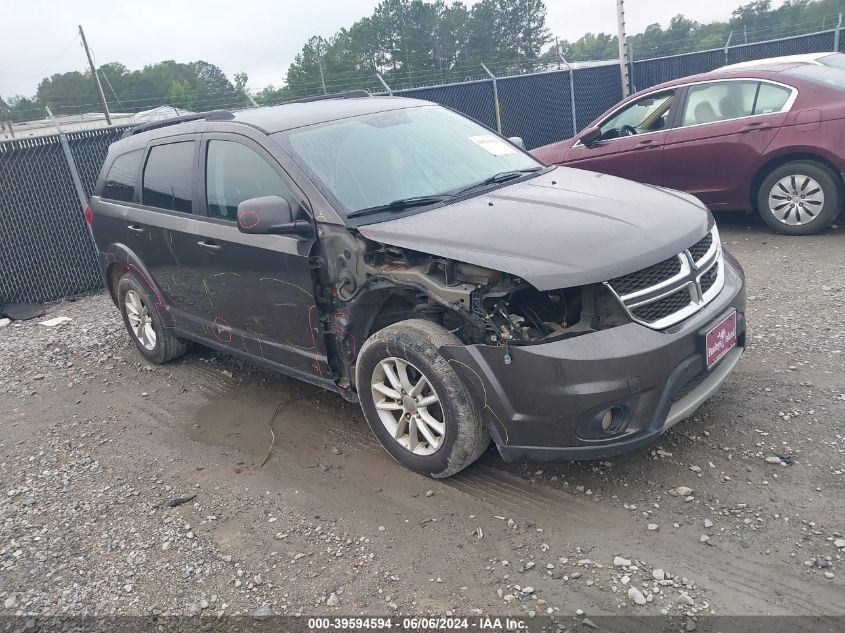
<box><xmin>117</xmin><ymin>273</ymin><xmax>187</xmax><ymax>364</ymax></box>
<box><xmin>356</xmin><ymin>319</ymin><xmax>489</xmax><ymax>478</ymax></box>
<box><xmin>757</xmin><ymin>161</ymin><xmax>841</xmax><ymax>235</ymax></box>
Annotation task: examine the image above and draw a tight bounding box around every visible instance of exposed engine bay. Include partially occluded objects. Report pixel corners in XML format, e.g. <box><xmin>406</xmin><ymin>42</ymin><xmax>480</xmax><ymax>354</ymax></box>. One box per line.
<box><xmin>313</xmin><ymin>226</ymin><xmax>631</xmax><ymax>386</ymax></box>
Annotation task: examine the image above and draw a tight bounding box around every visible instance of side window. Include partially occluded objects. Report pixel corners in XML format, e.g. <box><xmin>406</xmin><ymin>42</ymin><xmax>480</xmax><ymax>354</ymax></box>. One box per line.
<box><xmin>142</xmin><ymin>141</ymin><xmax>195</xmax><ymax>213</ymax></box>
<box><xmin>599</xmin><ymin>92</ymin><xmax>675</xmax><ymax>140</ymax></box>
<box><xmin>205</xmin><ymin>140</ymin><xmax>293</xmax><ymax>221</ymax></box>
<box><xmin>102</xmin><ymin>149</ymin><xmax>142</xmax><ymax>202</ymax></box>
<box><xmin>754</xmin><ymin>83</ymin><xmax>792</xmax><ymax>114</ymax></box>
<box><xmin>681</xmin><ymin>81</ymin><xmax>757</xmax><ymax>126</ymax></box>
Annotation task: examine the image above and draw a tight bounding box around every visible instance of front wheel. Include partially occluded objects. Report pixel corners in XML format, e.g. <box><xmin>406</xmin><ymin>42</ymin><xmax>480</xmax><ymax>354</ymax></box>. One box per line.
<box><xmin>757</xmin><ymin>161</ymin><xmax>841</xmax><ymax>235</ymax></box>
<box><xmin>355</xmin><ymin>320</ymin><xmax>489</xmax><ymax>478</ymax></box>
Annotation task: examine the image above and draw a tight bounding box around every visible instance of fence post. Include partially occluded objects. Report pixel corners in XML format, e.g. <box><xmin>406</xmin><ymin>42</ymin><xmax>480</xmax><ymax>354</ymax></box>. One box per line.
<box><xmin>724</xmin><ymin>30</ymin><xmax>734</xmax><ymax>66</ymax></box>
<box><xmin>46</xmin><ymin>107</ymin><xmax>88</xmax><ymax>215</ymax></box>
<box><xmin>376</xmin><ymin>73</ymin><xmax>393</xmax><ymax>96</ymax></box>
<box><xmin>481</xmin><ymin>63</ymin><xmax>502</xmax><ymax>134</ymax></box>
<box><xmin>558</xmin><ymin>53</ymin><xmax>578</xmax><ymax>136</ymax></box>
<box><xmin>835</xmin><ymin>13</ymin><xmax>842</xmax><ymax>53</ymax></box>
<box><xmin>628</xmin><ymin>40</ymin><xmax>636</xmax><ymax>94</ymax></box>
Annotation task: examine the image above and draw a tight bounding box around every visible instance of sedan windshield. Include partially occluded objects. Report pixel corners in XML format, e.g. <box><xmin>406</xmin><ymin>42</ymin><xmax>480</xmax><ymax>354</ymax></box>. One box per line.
<box><xmin>819</xmin><ymin>53</ymin><xmax>845</xmax><ymax>69</ymax></box>
<box><xmin>785</xmin><ymin>64</ymin><xmax>845</xmax><ymax>90</ymax></box>
<box><xmin>273</xmin><ymin>105</ymin><xmax>541</xmax><ymax>221</ymax></box>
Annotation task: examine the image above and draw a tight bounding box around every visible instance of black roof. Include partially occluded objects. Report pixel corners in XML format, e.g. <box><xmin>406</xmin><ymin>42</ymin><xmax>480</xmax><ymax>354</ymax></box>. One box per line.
<box><xmin>108</xmin><ymin>94</ymin><xmax>433</xmax><ymax>152</ymax></box>
<box><xmin>231</xmin><ymin>95</ymin><xmax>430</xmax><ymax>133</ymax></box>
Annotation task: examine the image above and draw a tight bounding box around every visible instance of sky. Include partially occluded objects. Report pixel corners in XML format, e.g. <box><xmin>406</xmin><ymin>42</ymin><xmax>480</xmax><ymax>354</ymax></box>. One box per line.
<box><xmin>1</xmin><ymin>0</ymin><xmax>787</xmax><ymax>99</ymax></box>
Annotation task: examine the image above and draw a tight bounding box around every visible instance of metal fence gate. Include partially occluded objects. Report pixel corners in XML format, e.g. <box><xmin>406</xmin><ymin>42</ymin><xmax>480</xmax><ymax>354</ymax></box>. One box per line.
<box><xmin>1</xmin><ymin>27</ymin><xmax>841</xmax><ymax>305</ymax></box>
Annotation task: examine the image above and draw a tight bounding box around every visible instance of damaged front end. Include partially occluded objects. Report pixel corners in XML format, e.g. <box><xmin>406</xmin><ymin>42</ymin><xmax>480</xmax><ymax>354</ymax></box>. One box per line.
<box><xmin>311</xmin><ymin>225</ymin><xmax>631</xmax><ymax>392</ymax></box>
<box><xmin>311</xmin><ymin>223</ymin><xmax>746</xmax><ymax>461</ymax></box>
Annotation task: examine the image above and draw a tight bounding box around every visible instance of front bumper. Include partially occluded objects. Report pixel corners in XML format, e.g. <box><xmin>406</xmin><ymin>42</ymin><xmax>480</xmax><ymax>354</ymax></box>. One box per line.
<box><xmin>440</xmin><ymin>251</ymin><xmax>747</xmax><ymax>462</ymax></box>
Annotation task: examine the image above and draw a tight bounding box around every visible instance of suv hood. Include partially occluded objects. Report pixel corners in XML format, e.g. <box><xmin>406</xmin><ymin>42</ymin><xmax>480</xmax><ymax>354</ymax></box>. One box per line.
<box><xmin>358</xmin><ymin>167</ymin><xmax>711</xmax><ymax>291</ymax></box>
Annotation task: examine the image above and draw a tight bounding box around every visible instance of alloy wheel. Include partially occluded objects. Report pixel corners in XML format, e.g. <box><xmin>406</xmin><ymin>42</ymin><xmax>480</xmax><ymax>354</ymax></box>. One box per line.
<box><xmin>768</xmin><ymin>174</ymin><xmax>825</xmax><ymax>226</ymax></box>
<box><xmin>370</xmin><ymin>357</ymin><xmax>446</xmax><ymax>456</ymax></box>
<box><xmin>124</xmin><ymin>289</ymin><xmax>157</xmax><ymax>351</ymax></box>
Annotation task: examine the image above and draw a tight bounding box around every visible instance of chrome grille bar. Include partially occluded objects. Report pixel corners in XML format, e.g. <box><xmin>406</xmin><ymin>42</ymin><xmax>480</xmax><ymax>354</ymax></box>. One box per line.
<box><xmin>605</xmin><ymin>226</ymin><xmax>725</xmax><ymax>330</ymax></box>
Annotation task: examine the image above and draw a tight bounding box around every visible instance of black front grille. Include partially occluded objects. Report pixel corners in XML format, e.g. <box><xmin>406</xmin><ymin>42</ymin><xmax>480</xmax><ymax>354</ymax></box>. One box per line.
<box><xmin>688</xmin><ymin>232</ymin><xmax>713</xmax><ymax>263</ymax></box>
<box><xmin>700</xmin><ymin>263</ymin><xmax>718</xmax><ymax>294</ymax></box>
<box><xmin>631</xmin><ymin>287</ymin><xmax>692</xmax><ymax>323</ymax></box>
<box><xmin>672</xmin><ymin>370</ymin><xmax>708</xmax><ymax>403</ymax></box>
<box><xmin>609</xmin><ymin>255</ymin><xmax>682</xmax><ymax>296</ymax></box>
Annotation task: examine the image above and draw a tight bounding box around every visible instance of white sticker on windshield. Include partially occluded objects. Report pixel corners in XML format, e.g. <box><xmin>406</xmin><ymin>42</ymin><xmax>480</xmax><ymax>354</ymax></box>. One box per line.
<box><xmin>467</xmin><ymin>134</ymin><xmax>518</xmax><ymax>156</ymax></box>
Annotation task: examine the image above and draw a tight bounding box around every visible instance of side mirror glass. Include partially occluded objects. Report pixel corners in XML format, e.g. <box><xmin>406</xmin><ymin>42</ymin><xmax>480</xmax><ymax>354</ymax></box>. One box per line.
<box><xmin>237</xmin><ymin>196</ymin><xmax>294</xmax><ymax>234</ymax></box>
<box><xmin>579</xmin><ymin>127</ymin><xmax>602</xmax><ymax>146</ymax></box>
<box><xmin>508</xmin><ymin>136</ymin><xmax>526</xmax><ymax>149</ymax></box>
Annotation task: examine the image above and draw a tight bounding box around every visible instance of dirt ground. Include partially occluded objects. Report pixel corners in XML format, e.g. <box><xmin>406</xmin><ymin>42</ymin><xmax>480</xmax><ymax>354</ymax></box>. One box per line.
<box><xmin>1</xmin><ymin>214</ymin><xmax>843</xmax><ymax>620</ymax></box>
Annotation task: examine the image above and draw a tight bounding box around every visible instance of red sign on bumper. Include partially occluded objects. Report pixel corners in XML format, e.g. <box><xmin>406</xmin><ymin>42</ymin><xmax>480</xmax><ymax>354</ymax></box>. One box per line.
<box><xmin>706</xmin><ymin>311</ymin><xmax>737</xmax><ymax>369</ymax></box>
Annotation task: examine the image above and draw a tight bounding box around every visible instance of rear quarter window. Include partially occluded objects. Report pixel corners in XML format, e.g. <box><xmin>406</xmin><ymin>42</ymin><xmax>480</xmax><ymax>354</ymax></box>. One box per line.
<box><xmin>102</xmin><ymin>149</ymin><xmax>142</xmax><ymax>202</ymax></box>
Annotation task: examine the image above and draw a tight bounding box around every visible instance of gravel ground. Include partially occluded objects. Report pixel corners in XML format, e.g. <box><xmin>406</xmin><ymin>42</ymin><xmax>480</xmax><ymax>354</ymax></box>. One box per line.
<box><xmin>0</xmin><ymin>215</ymin><xmax>843</xmax><ymax>620</ymax></box>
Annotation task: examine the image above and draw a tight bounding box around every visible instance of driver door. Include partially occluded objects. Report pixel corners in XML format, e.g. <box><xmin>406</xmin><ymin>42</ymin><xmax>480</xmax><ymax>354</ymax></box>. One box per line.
<box><xmin>564</xmin><ymin>90</ymin><xmax>676</xmax><ymax>185</ymax></box>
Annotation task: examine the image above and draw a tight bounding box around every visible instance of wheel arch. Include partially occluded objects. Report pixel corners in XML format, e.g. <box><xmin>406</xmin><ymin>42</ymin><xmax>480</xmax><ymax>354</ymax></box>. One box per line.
<box><xmin>751</xmin><ymin>152</ymin><xmax>844</xmax><ymax>210</ymax></box>
<box><xmin>102</xmin><ymin>243</ymin><xmax>173</xmax><ymax>327</ymax></box>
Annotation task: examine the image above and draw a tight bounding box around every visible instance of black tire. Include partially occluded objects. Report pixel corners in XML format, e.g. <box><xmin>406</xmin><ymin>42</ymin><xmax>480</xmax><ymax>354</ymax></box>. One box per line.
<box><xmin>756</xmin><ymin>160</ymin><xmax>841</xmax><ymax>235</ymax></box>
<box><xmin>355</xmin><ymin>319</ymin><xmax>490</xmax><ymax>478</ymax></box>
<box><xmin>117</xmin><ymin>272</ymin><xmax>187</xmax><ymax>364</ymax></box>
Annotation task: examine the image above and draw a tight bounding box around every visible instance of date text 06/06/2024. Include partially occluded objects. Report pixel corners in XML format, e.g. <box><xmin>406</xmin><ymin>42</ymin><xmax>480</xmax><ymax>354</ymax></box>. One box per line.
<box><xmin>306</xmin><ymin>617</ymin><xmax>528</xmax><ymax>630</ymax></box>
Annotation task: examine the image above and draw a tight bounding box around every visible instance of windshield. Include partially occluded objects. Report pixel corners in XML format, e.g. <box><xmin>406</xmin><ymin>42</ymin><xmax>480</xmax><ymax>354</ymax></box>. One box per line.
<box><xmin>820</xmin><ymin>53</ymin><xmax>845</xmax><ymax>69</ymax></box>
<box><xmin>273</xmin><ymin>105</ymin><xmax>541</xmax><ymax>221</ymax></box>
<box><xmin>785</xmin><ymin>63</ymin><xmax>845</xmax><ymax>90</ymax></box>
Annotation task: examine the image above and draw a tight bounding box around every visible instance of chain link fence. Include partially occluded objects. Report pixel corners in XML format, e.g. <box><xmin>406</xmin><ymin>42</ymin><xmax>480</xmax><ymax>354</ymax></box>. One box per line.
<box><xmin>0</xmin><ymin>126</ymin><xmax>128</xmax><ymax>306</ymax></box>
<box><xmin>1</xmin><ymin>27</ymin><xmax>842</xmax><ymax>305</ymax></box>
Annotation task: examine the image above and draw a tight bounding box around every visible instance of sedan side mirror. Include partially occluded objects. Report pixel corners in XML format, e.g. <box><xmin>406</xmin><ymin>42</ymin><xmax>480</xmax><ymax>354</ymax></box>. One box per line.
<box><xmin>579</xmin><ymin>127</ymin><xmax>602</xmax><ymax>146</ymax></box>
<box><xmin>237</xmin><ymin>196</ymin><xmax>313</xmax><ymax>238</ymax></box>
<box><xmin>508</xmin><ymin>136</ymin><xmax>526</xmax><ymax>149</ymax></box>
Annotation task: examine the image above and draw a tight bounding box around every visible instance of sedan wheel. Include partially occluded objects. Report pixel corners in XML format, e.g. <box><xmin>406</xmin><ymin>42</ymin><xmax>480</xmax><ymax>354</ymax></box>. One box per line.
<box><xmin>371</xmin><ymin>357</ymin><xmax>446</xmax><ymax>455</ymax></box>
<box><xmin>767</xmin><ymin>174</ymin><xmax>824</xmax><ymax>227</ymax></box>
<box><xmin>757</xmin><ymin>161</ymin><xmax>841</xmax><ymax>235</ymax></box>
<box><xmin>124</xmin><ymin>289</ymin><xmax>157</xmax><ymax>351</ymax></box>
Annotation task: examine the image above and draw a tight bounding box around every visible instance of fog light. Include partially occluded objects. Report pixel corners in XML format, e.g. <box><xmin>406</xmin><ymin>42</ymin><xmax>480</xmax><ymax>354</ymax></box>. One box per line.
<box><xmin>577</xmin><ymin>405</ymin><xmax>629</xmax><ymax>440</ymax></box>
<box><xmin>600</xmin><ymin>406</ymin><xmax>627</xmax><ymax>435</ymax></box>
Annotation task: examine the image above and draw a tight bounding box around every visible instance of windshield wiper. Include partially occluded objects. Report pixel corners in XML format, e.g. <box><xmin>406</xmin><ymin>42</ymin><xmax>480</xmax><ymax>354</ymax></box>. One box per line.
<box><xmin>450</xmin><ymin>167</ymin><xmax>545</xmax><ymax>197</ymax></box>
<box><xmin>347</xmin><ymin>194</ymin><xmax>451</xmax><ymax>219</ymax></box>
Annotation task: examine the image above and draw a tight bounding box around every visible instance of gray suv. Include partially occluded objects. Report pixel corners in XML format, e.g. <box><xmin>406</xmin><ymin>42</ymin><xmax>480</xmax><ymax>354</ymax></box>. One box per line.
<box><xmin>89</xmin><ymin>93</ymin><xmax>747</xmax><ymax>477</ymax></box>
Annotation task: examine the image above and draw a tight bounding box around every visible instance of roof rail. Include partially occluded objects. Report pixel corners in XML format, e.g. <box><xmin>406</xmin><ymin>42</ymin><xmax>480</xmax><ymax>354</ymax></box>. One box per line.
<box><xmin>122</xmin><ymin>110</ymin><xmax>235</xmax><ymax>138</ymax></box>
<box><xmin>285</xmin><ymin>90</ymin><xmax>372</xmax><ymax>104</ymax></box>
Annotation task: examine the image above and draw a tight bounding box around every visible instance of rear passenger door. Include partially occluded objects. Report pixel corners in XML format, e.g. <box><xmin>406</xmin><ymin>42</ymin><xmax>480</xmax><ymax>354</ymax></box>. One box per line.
<box><xmin>662</xmin><ymin>80</ymin><xmax>793</xmax><ymax>207</ymax></box>
<box><xmin>187</xmin><ymin>132</ymin><xmax>327</xmax><ymax>378</ymax></box>
<box><xmin>132</xmin><ymin>136</ymin><xmax>201</xmax><ymax>332</ymax></box>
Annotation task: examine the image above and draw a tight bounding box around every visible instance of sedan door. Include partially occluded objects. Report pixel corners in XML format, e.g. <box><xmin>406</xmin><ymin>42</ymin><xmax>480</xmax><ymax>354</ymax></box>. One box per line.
<box><xmin>563</xmin><ymin>90</ymin><xmax>677</xmax><ymax>185</ymax></box>
<box><xmin>187</xmin><ymin>133</ymin><xmax>328</xmax><ymax>379</ymax></box>
<box><xmin>662</xmin><ymin>79</ymin><xmax>793</xmax><ymax>208</ymax></box>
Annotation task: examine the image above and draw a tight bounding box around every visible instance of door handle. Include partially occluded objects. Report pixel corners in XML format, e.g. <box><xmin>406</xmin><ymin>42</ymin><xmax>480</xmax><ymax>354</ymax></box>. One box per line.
<box><xmin>741</xmin><ymin>122</ymin><xmax>772</xmax><ymax>132</ymax></box>
<box><xmin>127</xmin><ymin>224</ymin><xmax>145</xmax><ymax>233</ymax></box>
<box><xmin>197</xmin><ymin>240</ymin><xmax>222</xmax><ymax>252</ymax></box>
<box><xmin>635</xmin><ymin>139</ymin><xmax>657</xmax><ymax>149</ymax></box>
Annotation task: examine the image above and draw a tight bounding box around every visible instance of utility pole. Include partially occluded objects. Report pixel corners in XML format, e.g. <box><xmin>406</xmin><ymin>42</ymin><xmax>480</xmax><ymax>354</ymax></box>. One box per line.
<box><xmin>318</xmin><ymin>60</ymin><xmax>327</xmax><ymax>94</ymax></box>
<box><xmin>78</xmin><ymin>25</ymin><xmax>112</xmax><ymax>125</ymax></box>
<box><xmin>616</xmin><ymin>0</ymin><xmax>631</xmax><ymax>98</ymax></box>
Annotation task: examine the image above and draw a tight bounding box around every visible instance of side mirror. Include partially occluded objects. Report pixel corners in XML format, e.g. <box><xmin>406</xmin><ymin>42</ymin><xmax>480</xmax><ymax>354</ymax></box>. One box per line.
<box><xmin>578</xmin><ymin>127</ymin><xmax>601</xmax><ymax>146</ymax></box>
<box><xmin>236</xmin><ymin>196</ymin><xmax>313</xmax><ymax>238</ymax></box>
<box><xmin>508</xmin><ymin>136</ymin><xmax>526</xmax><ymax>149</ymax></box>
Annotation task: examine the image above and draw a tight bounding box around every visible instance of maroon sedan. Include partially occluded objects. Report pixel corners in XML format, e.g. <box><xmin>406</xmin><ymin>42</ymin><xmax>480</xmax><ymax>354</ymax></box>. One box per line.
<box><xmin>532</xmin><ymin>63</ymin><xmax>845</xmax><ymax>234</ymax></box>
